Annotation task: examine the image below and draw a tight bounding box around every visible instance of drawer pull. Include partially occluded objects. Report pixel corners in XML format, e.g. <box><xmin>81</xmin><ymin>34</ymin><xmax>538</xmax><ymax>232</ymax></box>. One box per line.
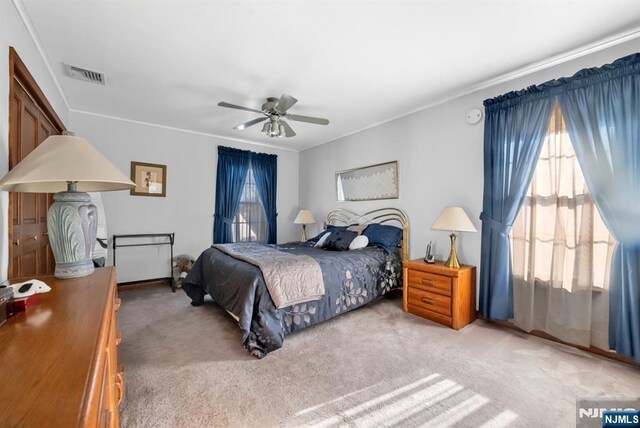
<box><xmin>421</xmin><ymin>297</ymin><xmax>434</xmax><ymax>304</ymax></box>
<box><xmin>421</xmin><ymin>279</ymin><xmax>435</xmax><ymax>286</ymax></box>
<box><xmin>115</xmin><ymin>297</ymin><xmax>121</xmax><ymax>311</ymax></box>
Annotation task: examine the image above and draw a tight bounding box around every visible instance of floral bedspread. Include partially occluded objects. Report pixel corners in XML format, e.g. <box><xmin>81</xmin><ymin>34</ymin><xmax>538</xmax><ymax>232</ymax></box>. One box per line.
<box><xmin>182</xmin><ymin>242</ymin><xmax>402</xmax><ymax>358</ymax></box>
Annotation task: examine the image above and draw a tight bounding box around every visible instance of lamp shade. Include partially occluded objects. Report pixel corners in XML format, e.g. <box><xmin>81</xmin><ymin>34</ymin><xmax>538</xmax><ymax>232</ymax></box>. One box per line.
<box><xmin>0</xmin><ymin>135</ymin><xmax>135</xmax><ymax>192</ymax></box>
<box><xmin>294</xmin><ymin>209</ymin><xmax>316</xmax><ymax>224</ymax></box>
<box><xmin>431</xmin><ymin>206</ymin><xmax>477</xmax><ymax>232</ymax></box>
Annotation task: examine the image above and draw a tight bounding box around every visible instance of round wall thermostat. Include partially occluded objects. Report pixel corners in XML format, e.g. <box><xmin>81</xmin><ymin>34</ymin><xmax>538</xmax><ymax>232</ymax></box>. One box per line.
<box><xmin>466</xmin><ymin>108</ymin><xmax>482</xmax><ymax>124</ymax></box>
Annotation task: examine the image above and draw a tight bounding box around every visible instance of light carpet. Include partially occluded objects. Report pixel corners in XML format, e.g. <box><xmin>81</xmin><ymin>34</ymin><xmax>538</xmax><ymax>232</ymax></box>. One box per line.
<box><xmin>118</xmin><ymin>287</ymin><xmax>640</xmax><ymax>428</ymax></box>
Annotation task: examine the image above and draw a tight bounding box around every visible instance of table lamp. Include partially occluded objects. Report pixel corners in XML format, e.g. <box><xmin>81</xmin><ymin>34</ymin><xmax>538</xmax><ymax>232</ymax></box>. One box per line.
<box><xmin>0</xmin><ymin>133</ymin><xmax>135</xmax><ymax>278</ymax></box>
<box><xmin>431</xmin><ymin>206</ymin><xmax>477</xmax><ymax>268</ymax></box>
<box><xmin>294</xmin><ymin>209</ymin><xmax>316</xmax><ymax>242</ymax></box>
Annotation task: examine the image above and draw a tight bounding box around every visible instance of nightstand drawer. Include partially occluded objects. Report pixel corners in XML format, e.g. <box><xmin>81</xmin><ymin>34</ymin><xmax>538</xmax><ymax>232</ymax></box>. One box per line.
<box><xmin>407</xmin><ymin>270</ymin><xmax>452</xmax><ymax>296</ymax></box>
<box><xmin>407</xmin><ymin>304</ymin><xmax>453</xmax><ymax>327</ymax></box>
<box><xmin>407</xmin><ymin>287</ymin><xmax>452</xmax><ymax>316</ymax></box>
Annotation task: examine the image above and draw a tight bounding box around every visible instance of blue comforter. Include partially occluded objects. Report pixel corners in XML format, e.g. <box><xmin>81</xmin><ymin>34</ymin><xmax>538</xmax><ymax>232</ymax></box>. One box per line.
<box><xmin>183</xmin><ymin>242</ymin><xmax>402</xmax><ymax>358</ymax></box>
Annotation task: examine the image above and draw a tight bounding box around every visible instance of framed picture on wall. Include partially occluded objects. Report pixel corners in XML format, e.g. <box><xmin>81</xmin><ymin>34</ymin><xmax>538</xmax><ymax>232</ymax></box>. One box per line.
<box><xmin>336</xmin><ymin>160</ymin><xmax>399</xmax><ymax>201</ymax></box>
<box><xmin>130</xmin><ymin>161</ymin><xmax>167</xmax><ymax>197</ymax></box>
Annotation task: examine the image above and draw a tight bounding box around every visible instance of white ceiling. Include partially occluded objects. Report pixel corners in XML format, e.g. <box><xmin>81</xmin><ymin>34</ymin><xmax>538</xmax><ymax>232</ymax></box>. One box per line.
<box><xmin>18</xmin><ymin>0</ymin><xmax>640</xmax><ymax>151</ymax></box>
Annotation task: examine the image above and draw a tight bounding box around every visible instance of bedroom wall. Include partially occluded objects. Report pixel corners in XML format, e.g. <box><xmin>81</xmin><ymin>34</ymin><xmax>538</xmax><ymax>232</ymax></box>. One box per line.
<box><xmin>299</xmin><ymin>37</ymin><xmax>640</xmax><ymax>348</ymax></box>
<box><xmin>300</xmin><ymin>38</ymin><xmax>640</xmax><ymax>266</ymax></box>
<box><xmin>0</xmin><ymin>1</ymin><xmax>70</xmax><ymax>281</ymax></box>
<box><xmin>69</xmin><ymin>111</ymin><xmax>299</xmax><ymax>283</ymax></box>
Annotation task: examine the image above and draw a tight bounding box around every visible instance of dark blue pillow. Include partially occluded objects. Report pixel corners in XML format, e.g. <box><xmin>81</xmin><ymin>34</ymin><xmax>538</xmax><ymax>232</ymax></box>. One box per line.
<box><xmin>321</xmin><ymin>229</ymin><xmax>358</xmax><ymax>251</ymax></box>
<box><xmin>363</xmin><ymin>223</ymin><xmax>403</xmax><ymax>253</ymax></box>
<box><xmin>307</xmin><ymin>224</ymin><xmax>354</xmax><ymax>243</ymax></box>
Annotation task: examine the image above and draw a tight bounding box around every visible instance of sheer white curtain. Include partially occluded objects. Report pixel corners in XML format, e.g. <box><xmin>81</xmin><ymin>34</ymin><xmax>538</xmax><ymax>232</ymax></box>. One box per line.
<box><xmin>510</xmin><ymin>102</ymin><xmax>616</xmax><ymax>349</ymax></box>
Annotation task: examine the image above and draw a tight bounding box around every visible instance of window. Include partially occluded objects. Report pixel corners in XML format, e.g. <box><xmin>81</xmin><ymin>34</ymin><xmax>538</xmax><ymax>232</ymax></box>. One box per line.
<box><xmin>232</xmin><ymin>163</ymin><xmax>267</xmax><ymax>243</ymax></box>
<box><xmin>510</xmin><ymin>103</ymin><xmax>616</xmax><ymax>292</ymax></box>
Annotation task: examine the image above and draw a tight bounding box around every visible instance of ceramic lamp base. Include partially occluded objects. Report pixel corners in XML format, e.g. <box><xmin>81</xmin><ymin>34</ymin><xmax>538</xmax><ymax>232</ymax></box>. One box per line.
<box><xmin>47</xmin><ymin>190</ymin><xmax>98</xmax><ymax>278</ymax></box>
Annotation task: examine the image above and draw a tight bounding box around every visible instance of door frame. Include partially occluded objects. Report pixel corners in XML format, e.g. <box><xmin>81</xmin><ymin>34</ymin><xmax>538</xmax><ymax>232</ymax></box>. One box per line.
<box><xmin>8</xmin><ymin>47</ymin><xmax>65</xmax><ymax>278</ymax></box>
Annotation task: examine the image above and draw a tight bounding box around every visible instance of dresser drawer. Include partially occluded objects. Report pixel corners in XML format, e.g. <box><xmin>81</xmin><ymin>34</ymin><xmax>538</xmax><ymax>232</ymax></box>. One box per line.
<box><xmin>407</xmin><ymin>287</ymin><xmax>452</xmax><ymax>316</ymax></box>
<box><xmin>408</xmin><ymin>270</ymin><xmax>452</xmax><ymax>296</ymax></box>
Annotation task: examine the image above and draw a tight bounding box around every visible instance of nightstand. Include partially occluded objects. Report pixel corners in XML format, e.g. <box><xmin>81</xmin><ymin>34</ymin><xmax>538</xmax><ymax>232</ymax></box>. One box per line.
<box><xmin>403</xmin><ymin>259</ymin><xmax>477</xmax><ymax>330</ymax></box>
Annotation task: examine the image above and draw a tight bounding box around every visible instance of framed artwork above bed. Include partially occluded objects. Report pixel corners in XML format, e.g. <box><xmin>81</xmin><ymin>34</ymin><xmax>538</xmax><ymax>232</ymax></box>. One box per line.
<box><xmin>336</xmin><ymin>160</ymin><xmax>399</xmax><ymax>201</ymax></box>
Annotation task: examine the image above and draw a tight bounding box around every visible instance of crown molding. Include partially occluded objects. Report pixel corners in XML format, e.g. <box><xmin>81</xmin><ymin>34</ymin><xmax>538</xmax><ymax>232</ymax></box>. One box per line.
<box><xmin>69</xmin><ymin>109</ymin><xmax>299</xmax><ymax>152</ymax></box>
<box><xmin>306</xmin><ymin>26</ymin><xmax>640</xmax><ymax>151</ymax></box>
<box><xmin>12</xmin><ymin>0</ymin><xmax>71</xmax><ymax>111</ymax></box>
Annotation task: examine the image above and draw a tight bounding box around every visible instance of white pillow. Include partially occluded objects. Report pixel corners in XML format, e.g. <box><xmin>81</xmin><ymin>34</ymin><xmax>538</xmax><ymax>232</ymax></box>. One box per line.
<box><xmin>314</xmin><ymin>232</ymin><xmax>331</xmax><ymax>248</ymax></box>
<box><xmin>349</xmin><ymin>235</ymin><xmax>369</xmax><ymax>250</ymax></box>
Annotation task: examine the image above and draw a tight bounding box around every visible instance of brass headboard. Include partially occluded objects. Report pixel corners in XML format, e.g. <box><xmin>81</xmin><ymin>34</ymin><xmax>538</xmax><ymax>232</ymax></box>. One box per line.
<box><xmin>325</xmin><ymin>207</ymin><xmax>409</xmax><ymax>261</ymax></box>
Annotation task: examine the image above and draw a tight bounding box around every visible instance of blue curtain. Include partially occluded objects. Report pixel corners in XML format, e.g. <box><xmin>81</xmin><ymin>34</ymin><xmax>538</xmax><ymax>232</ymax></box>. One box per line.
<box><xmin>479</xmin><ymin>93</ymin><xmax>554</xmax><ymax>319</ymax></box>
<box><xmin>251</xmin><ymin>152</ymin><xmax>278</xmax><ymax>244</ymax></box>
<box><xmin>557</xmin><ymin>54</ymin><xmax>640</xmax><ymax>361</ymax></box>
<box><xmin>213</xmin><ymin>146</ymin><xmax>250</xmax><ymax>244</ymax></box>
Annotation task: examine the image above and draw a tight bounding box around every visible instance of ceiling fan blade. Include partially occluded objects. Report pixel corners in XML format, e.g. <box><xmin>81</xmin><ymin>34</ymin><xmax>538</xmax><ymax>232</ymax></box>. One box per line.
<box><xmin>280</xmin><ymin>120</ymin><xmax>297</xmax><ymax>137</ymax></box>
<box><xmin>218</xmin><ymin>101</ymin><xmax>264</xmax><ymax>114</ymax></box>
<box><xmin>274</xmin><ymin>94</ymin><xmax>298</xmax><ymax>114</ymax></box>
<box><xmin>286</xmin><ymin>114</ymin><xmax>329</xmax><ymax>125</ymax></box>
<box><xmin>233</xmin><ymin>116</ymin><xmax>268</xmax><ymax>130</ymax></box>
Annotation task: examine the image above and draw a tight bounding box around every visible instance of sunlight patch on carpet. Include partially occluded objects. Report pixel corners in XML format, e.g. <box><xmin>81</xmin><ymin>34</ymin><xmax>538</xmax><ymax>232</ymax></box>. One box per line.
<box><xmin>287</xmin><ymin>372</ymin><xmax>520</xmax><ymax>427</ymax></box>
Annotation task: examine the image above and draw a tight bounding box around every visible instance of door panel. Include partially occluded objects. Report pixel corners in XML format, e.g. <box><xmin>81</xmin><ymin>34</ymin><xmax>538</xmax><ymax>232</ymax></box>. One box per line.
<box><xmin>9</xmin><ymin>81</ymin><xmax>58</xmax><ymax>278</ymax></box>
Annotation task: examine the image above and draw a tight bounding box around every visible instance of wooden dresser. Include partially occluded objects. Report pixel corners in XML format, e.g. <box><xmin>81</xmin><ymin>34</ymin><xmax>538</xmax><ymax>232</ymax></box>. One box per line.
<box><xmin>403</xmin><ymin>259</ymin><xmax>477</xmax><ymax>330</ymax></box>
<box><xmin>0</xmin><ymin>267</ymin><xmax>123</xmax><ymax>427</ymax></box>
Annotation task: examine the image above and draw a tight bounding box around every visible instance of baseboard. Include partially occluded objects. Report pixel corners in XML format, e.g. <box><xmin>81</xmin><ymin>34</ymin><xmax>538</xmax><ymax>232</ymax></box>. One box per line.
<box><xmin>483</xmin><ymin>318</ymin><xmax>639</xmax><ymax>368</ymax></box>
<box><xmin>118</xmin><ymin>277</ymin><xmax>172</xmax><ymax>290</ymax></box>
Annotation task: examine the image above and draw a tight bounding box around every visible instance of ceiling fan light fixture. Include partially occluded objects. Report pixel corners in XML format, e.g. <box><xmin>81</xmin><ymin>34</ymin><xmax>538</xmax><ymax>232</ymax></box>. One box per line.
<box><xmin>218</xmin><ymin>95</ymin><xmax>329</xmax><ymax>138</ymax></box>
<box><xmin>264</xmin><ymin>117</ymin><xmax>279</xmax><ymax>138</ymax></box>
<box><xmin>261</xmin><ymin>122</ymin><xmax>270</xmax><ymax>135</ymax></box>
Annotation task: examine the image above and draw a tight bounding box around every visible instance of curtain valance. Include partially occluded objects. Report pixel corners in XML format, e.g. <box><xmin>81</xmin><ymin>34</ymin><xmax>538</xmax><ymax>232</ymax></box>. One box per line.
<box><xmin>217</xmin><ymin>146</ymin><xmax>278</xmax><ymax>162</ymax></box>
<box><xmin>484</xmin><ymin>53</ymin><xmax>640</xmax><ymax>111</ymax></box>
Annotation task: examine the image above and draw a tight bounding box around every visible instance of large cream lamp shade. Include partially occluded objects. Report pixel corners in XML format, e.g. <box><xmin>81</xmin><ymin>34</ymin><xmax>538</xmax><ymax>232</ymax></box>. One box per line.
<box><xmin>0</xmin><ymin>134</ymin><xmax>135</xmax><ymax>278</ymax></box>
<box><xmin>431</xmin><ymin>206</ymin><xmax>477</xmax><ymax>268</ymax></box>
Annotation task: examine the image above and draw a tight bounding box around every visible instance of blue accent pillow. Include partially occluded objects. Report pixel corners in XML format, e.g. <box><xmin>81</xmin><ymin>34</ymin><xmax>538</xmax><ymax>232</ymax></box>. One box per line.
<box><xmin>307</xmin><ymin>224</ymin><xmax>354</xmax><ymax>243</ymax></box>
<box><xmin>321</xmin><ymin>229</ymin><xmax>358</xmax><ymax>251</ymax></box>
<box><xmin>363</xmin><ymin>224</ymin><xmax>403</xmax><ymax>253</ymax></box>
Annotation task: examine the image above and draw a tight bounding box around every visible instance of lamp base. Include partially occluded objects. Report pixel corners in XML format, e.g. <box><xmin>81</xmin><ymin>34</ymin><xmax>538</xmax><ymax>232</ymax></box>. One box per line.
<box><xmin>444</xmin><ymin>233</ymin><xmax>461</xmax><ymax>269</ymax></box>
<box><xmin>54</xmin><ymin>259</ymin><xmax>95</xmax><ymax>278</ymax></box>
<box><xmin>47</xmin><ymin>190</ymin><xmax>98</xmax><ymax>279</ymax></box>
<box><xmin>300</xmin><ymin>224</ymin><xmax>308</xmax><ymax>242</ymax></box>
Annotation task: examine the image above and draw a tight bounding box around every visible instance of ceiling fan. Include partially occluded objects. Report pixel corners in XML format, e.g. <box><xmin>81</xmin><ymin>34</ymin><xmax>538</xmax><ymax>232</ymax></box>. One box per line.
<box><xmin>218</xmin><ymin>94</ymin><xmax>329</xmax><ymax>138</ymax></box>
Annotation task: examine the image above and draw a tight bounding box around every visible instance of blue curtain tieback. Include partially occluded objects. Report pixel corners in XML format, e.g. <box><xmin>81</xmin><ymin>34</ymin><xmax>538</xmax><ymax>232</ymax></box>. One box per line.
<box><xmin>214</xmin><ymin>214</ymin><xmax>233</xmax><ymax>225</ymax></box>
<box><xmin>480</xmin><ymin>212</ymin><xmax>510</xmax><ymax>235</ymax></box>
<box><xmin>268</xmin><ymin>213</ymin><xmax>278</xmax><ymax>223</ymax></box>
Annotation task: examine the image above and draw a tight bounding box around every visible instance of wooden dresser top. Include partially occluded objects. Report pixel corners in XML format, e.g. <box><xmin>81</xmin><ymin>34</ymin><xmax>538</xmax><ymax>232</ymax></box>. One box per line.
<box><xmin>0</xmin><ymin>267</ymin><xmax>115</xmax><ymax>427</ymax></box>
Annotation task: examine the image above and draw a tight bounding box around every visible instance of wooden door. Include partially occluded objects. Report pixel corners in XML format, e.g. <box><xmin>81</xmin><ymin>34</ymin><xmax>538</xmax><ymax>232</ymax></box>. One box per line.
<box><xmin>8</xmin><ymin>48</ymin><xmax>64</xmax><ymax>279</ymax></box>
<box><xmin>8</xmin><ymin>83</ymin><xmax>57</xmax><ymax>277</ymax></box>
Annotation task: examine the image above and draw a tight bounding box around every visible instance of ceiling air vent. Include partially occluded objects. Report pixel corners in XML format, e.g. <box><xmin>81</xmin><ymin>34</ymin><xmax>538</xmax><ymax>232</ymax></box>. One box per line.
<box><xmin>63</xmin><ymin>63</ymin><xmax>106</xmax><ymax>85</ymax></box>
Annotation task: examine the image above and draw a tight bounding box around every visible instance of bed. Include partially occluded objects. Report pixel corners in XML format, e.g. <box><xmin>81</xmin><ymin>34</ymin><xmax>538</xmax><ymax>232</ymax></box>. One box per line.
<box><xmin>182</xmin><ymin>208</ymin><xmax>409</xmax><ymax>358</ymax></box>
